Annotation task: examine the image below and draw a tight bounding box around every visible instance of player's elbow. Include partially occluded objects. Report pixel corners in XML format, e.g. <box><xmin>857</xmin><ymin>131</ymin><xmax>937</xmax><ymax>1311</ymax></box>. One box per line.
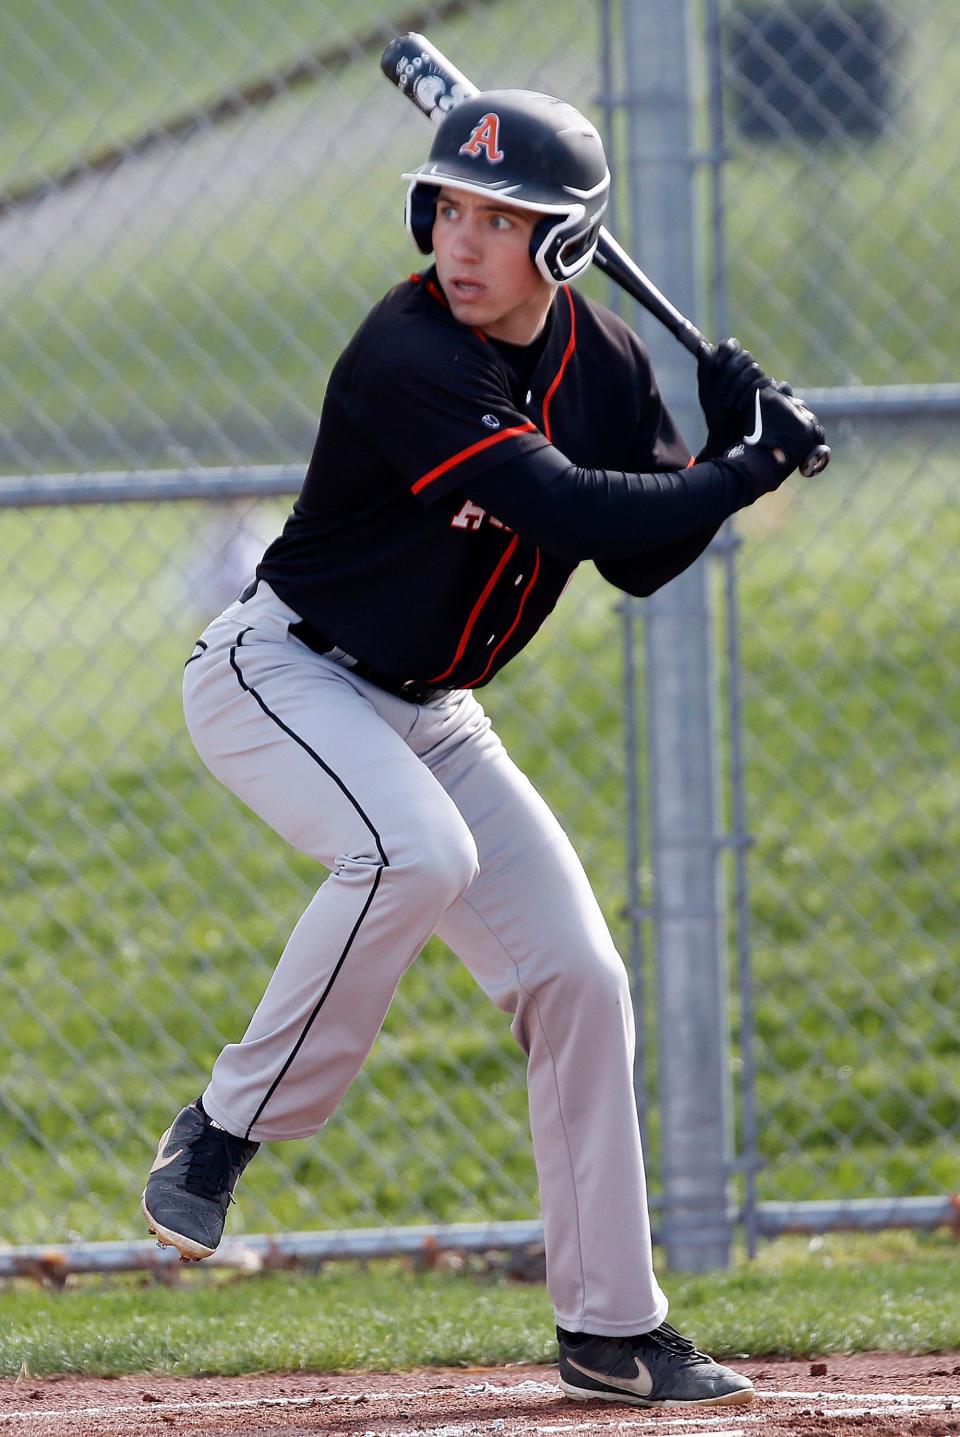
<box><xmin>594</xmin><ymin>555</ymin><xmax>666</xmax><ymax>597</ymax></box>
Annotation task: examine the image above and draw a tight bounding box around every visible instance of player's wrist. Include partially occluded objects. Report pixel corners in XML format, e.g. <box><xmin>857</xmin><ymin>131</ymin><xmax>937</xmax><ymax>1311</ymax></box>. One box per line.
<box><xmin>720</xmin><ymin>387</ymin><xmax>827</xmax><ymax>497</ymax></box>
<box><xmin>718</xmin><ymin>444</ymin><xmax>793</xmax><ymax>500</ymax></box>
<box><xmin>700</xmin><ymin>424</ymin><xmax>741</xmax><ymax>461</ymax></box>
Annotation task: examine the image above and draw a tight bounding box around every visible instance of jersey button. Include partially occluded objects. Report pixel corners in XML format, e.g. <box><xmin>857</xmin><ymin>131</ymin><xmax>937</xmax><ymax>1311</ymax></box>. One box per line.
<box><xmin>486</xmin><ymin>634</ymin><xmax>496</xmax><ymax>646</ymax></box>
<box><xmin>514</xmin><ymin>574</ymin><xmax>523</xmax><ymax>586</ymax></box>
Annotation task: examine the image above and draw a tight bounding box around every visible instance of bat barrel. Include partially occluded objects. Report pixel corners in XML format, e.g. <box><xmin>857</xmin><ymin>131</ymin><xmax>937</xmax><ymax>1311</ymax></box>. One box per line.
<box><xmin>380</xmin><ymin>34</ymin><xmax>478</xmax><ymax>121</ymax></box>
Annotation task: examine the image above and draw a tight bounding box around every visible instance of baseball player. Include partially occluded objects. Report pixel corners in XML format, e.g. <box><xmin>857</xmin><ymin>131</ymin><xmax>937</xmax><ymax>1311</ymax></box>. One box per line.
<box><xmin>142</xmin><ymin>90</ymin><xmax>824</xmax><ymax>1408</ymax></box>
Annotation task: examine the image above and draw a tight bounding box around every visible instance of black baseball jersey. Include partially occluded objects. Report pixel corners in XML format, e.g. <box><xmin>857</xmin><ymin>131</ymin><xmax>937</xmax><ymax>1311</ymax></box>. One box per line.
<box><xmin>256</xmin><ymin>268</ymin><xmax>744</xmax><ymax>688</ymax></box>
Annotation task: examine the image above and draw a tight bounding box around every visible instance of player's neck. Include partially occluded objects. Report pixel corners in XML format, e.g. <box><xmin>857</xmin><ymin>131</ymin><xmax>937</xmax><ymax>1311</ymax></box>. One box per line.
<box><xmin>481</xmin><ymin>288</ymin><xmax>556</xmax><ymax>347</ymax></box>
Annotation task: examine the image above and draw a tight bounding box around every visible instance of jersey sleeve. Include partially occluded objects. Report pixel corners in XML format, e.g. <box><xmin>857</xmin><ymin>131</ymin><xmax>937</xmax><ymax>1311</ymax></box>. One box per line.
<box><xmin>587</xmin><ymin>315</ymin><xmax>713</xmax><ymax>592</ymax></box>
<box><xmin>466</xmin><ymin>445</ymin><xmax>753</xmax><ymax>560</ymax></box>
<box><xmin>348</xmin><ymin>316</ymin><xmax>550</xmax><ymax>507</ymax></box>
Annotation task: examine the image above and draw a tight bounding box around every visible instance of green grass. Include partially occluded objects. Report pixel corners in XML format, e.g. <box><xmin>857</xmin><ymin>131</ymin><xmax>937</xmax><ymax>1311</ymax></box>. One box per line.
<box><xmin>726</xmin><ymin>446</ymin><xmax>960</xmax><ymax>1201</ymax></box>
<box><xmin>2</xmin><ymin>1235</ymin><xmax>959</xmax><ymax>1376</ymax></box>
<box><xmin>0</xmin><ymin>502</ymin><xmax>629</xmax><ymax>1242</ymax></box>
<box><xmin>1</xmin><ymin>435</ymin><xmax>958</xmax><ymax>1247</ymax></box>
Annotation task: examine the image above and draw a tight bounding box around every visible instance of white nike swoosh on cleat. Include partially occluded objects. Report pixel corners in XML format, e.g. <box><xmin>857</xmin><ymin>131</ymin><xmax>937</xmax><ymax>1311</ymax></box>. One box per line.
<box><xmin>566</xmin><ymin>1355</ymin><xmax>654</xmax><ymax>1397</ymax></box>
<box><xmin>149</xmin><ymin>1147</ymin><xmax>183</xmax><ymax>1173</ymax></box>
<box><xmin>743</xmin><ymin>388</ymin><xmax>763</xmax><ymax>445</ymax></box>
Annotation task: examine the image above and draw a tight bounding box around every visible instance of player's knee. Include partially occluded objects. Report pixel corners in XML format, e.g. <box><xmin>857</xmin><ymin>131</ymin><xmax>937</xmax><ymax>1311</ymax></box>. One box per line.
<box><xmin>511</xmin><ymin>947</ymin><xmax>634</xmax><ymax>1057</ymax></box>
<box><xmin>402</xmin><ymin>822</ymin><xmax>479</xmax><ymax>907</ymax></box>
<box><xmin>550</xmin><ymin>946</ymin><xmax>630</xmax><ymax>1007</ymax></box>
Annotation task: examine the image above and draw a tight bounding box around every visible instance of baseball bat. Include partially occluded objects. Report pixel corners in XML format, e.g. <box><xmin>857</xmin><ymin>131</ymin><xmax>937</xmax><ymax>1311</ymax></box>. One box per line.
<box><xmin>380</xmin><ymin>33</ymin><xmax>831</xmax><ymax>478</ymax></box>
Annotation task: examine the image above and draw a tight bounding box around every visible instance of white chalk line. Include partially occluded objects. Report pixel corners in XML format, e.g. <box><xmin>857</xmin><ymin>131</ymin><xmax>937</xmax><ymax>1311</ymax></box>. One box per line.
<box><xmin>761</xmin><ymin>1387</ymin><xmax>958</xmax><ymax>1404</ymax></box>
<box><xmin>0</xmin><ymin>1392</ymin><xmax>398</xmax><ymax>1426</ymax></box>
<box><xmin>357</xmin><ymin>1427</ymin><xmax>751</xmax><ymax>1437</ymax></box>
<box><xmin>0</xmin><ymin>1388</ymin><xmax>487</xmax><ymax>1427</ymax></box>
<box><xmin>1</xmin><ymin>1376</ymin><xmax>957</xmax><ymax>1431</ymax></box>
<box><xmin>364</xmin><ymin>1403</ymin><xmax>960</xmax><ymax>1437</ymax></box>
<box><xmin>0</xmin><ymin>1382</ymin><xmax>553</xmax><ymax>1426</ymax></box>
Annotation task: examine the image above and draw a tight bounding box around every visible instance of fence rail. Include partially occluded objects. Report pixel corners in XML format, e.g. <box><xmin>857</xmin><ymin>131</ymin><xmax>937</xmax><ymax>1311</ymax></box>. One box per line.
<box><xmin>3</xmin><ymin>376</ymin><xmax>960</xmax><ymax>508</ymax></box>
<box><xmin>4</xmin><ymin>1194</ymin><xmax>957</xmax><ymax>1282</ymax></box>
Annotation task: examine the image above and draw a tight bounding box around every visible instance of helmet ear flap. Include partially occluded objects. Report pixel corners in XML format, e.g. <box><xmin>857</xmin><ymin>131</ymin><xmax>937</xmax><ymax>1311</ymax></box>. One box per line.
<box><xmin>405</xmin><ymin>181</ymin><xmax>438</xmax><ymax>255</ymax></box>
<box><xmin>530</xmin><ymin>211</ymin><xmax>600</xmax><ymax>284</ymax></box>
<box><xmin>529</xmin><ymin>215</ymin><xmax>556</xmax><ymax>279</ymax></box>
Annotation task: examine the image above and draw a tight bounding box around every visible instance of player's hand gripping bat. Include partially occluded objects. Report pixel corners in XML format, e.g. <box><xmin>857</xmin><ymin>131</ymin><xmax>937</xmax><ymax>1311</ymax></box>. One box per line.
<box><xmin>380</xmin><ymin>33</ymin><xmax>831</xmax><ymax>479</ymax></box>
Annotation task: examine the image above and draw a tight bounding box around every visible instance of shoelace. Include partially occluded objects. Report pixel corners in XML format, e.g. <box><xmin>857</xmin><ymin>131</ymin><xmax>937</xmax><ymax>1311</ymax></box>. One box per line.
<box><xmin>643</xmin><ymin>1323</ymin><xmax>712</xmax><ymax>1366</ymax></box>
<box><xmin>184</xmin><ymin>1129</ymin><xmax>255</xmax><ymax>1202</ymax></box>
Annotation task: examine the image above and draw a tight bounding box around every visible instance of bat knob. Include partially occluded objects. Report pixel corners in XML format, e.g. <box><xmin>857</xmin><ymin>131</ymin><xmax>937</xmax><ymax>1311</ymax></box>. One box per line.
<box><xmin>380</xmin><ymin>33</ymin><xmax>429</xmax><ymax>93</ymax></box>
<box><xmin>799</xmin><ymin>443</ymin><xmax>831</xmax><ymax>478</ymax></box>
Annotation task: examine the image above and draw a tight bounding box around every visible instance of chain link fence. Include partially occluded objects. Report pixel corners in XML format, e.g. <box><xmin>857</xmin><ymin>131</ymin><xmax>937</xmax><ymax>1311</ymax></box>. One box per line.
<box><xmin>709</xmin><ymin>0</ymin><xmax>960</xmax><ymax>1225</ymax></box>
<box><xmin>1</xmin><ymin>0</ymin><xmax>958</xmax><ymax>1260</ymax></box>
<box><xmin>728</xmin><ymin>408</ymin><xmax>958</xmax><ymax>1214</ymax></box>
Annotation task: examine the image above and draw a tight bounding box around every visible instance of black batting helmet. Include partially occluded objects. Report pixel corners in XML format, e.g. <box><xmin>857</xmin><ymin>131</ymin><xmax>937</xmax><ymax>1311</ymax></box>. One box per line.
<box><xmin>402</xmin><ymin>89</ymin><xmax>610</xmax><ymax>284</ymax></box>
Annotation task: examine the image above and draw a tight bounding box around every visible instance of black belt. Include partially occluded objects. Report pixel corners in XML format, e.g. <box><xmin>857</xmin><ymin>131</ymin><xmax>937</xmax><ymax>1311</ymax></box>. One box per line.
<box><xmin>288</xmin><ymin>619</ymin><xmax>450</xmax><ymax>706</ymax></box>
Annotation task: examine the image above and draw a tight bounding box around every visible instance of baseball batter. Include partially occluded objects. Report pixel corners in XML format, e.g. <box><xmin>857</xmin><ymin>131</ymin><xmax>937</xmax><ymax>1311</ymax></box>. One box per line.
<box><xmin>143</xmin><ymin>90</ymin><xmax>825</xmax><ymax>1408</ymax></box>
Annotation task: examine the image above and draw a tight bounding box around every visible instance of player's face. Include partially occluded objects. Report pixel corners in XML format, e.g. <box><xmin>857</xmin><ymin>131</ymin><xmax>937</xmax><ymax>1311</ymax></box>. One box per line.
<box><xmin>432</xmin><ymin>188</ymin><xmax>556</xmax><ymax>345</ymax></box>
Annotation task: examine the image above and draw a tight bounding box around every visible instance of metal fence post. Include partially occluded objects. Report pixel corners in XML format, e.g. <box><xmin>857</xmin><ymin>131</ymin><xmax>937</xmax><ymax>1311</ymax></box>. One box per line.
<box><xmin>621</xmin><ymin>0</ymin><xmax>733</xmax><ymax>1270</ymax></box>
<box><xmin>599</xmin><ymin>0</ymin><xmax>651</xmax><ymax>1141</ymax></box>
<box><xmin>704</xmin><ymin>0</ymin><xmax>761</xmax><ymax>1257</ymax></box>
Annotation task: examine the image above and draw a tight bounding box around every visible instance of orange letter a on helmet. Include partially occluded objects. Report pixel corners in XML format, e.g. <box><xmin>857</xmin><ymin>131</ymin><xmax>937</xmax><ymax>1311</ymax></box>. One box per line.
<box><xmin>458</xmin><ymin>113</ymin><xmax>505</xmax><ymax>164</ymax></box>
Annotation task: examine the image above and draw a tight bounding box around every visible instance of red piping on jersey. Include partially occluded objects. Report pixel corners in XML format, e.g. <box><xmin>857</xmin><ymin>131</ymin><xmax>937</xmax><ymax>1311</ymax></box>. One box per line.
<box><xmin>541</xmin><ymin>287</ymin><xmax>577</xmax><ymax>442</ymax></box>
<box><xmin>464</xmin><ymin>547</ymin><xmax>542</xmax><ymax>688</ymax></box>
<box><xmin>410</xmin><ymin>273</ymin><xmax>451</xmax><ymax>310</ymax></box>
<box><xmin>412</xmin><ymin>422</ymin><xmax>537</xmax><ymax>495</ymax></box>
<box><xmin>415</xmin><ymin>272</ymin><xmax>488</xmax><ymax>343</ymax></box>
<box><xmin>428</xmin><ymin>534</ymin><xmax>519</xmax><ymax>684</ymax></box>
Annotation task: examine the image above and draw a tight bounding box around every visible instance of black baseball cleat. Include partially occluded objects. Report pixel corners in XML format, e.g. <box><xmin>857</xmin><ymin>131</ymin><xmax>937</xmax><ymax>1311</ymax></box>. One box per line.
<box><xmin>558</xmin><ymin>1321</ymin><xmax>754</xmax><ymax>1407</ymax></box>
<box><xmin>141</xmin><ymin>1100</ymin><xmax>259</xmax><ymax>1261</ymax></box>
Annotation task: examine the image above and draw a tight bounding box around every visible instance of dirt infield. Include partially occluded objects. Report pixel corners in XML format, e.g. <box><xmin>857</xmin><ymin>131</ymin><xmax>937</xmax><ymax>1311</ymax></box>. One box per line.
<box><xmin>2</xmin><ymin>1353</ymin><xmax>959</xmax><ymax>1436</ymax></box>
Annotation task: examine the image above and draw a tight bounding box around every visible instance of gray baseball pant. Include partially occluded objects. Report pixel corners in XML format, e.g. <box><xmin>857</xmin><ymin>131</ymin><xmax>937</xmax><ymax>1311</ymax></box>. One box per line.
<box><xmin>182</xmin><ymin>581</ymin><xmax>667</xmax><ymax>1337</ymax></box>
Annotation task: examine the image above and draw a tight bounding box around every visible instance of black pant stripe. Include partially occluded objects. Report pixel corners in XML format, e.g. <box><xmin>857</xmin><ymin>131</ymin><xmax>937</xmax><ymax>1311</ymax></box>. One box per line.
<box><xmin>228</xmin><ymin>628</ymin><xmax>390</xmax><ymax>1138</ymax></box>
<box><xmin>228</xmin><ymin>629</ymin><xmax>388</xmax><ymax>864</ymax></box>
<box><xmin>243</xmin><ymin>865</ymin><xmax>384</xmax><ymax>1140</ymax></box>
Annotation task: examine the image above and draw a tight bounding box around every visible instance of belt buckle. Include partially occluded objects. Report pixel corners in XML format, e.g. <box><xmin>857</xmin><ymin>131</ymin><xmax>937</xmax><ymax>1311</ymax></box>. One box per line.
<box><xmin>399</xmin><ymin>677</ymin><xmax>446</xmax><ymax>704</ymax></box>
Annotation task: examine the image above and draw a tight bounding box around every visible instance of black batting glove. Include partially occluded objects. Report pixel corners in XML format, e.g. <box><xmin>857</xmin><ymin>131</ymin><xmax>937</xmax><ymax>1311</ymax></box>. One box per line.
<box><xmin>722</xmin><ymin>386</ymin><xmax>828</xmax><ymax>498</ymax></box>
<box><xmin>697</xmin><ymin>338</ymin><xmax>771</xmax><ymax>456</ymax></box>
